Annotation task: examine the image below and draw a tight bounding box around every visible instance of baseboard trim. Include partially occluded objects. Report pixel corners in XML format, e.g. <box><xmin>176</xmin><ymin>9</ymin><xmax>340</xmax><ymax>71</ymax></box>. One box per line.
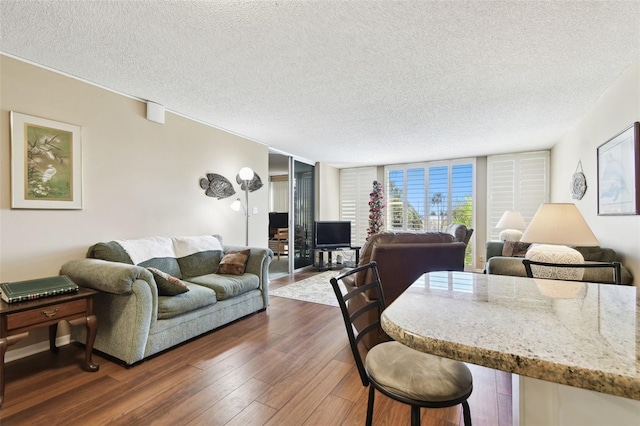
<box><xmin>5</xmin><ymin>335</ymin><xmax>72</xmax><ymax>363</ymax></box>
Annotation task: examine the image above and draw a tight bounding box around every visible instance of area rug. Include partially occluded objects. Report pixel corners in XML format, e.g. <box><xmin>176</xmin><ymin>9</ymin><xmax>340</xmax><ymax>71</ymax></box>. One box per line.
<box><xmin>270</xmin><ymin>270</ymin><xmax>345</xmax><ymax>307</ymax></box>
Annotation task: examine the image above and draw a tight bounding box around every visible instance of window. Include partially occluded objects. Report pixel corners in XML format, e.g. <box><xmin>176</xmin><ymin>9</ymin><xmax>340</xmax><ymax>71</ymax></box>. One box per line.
<box><xmin>486</xmin><ymin>151</ymin><xmax>549</xmax><ymax>241</ymax></box>
<box><xmin>385</xmin><ymin>159</ymin><xmax>475</xmax><ymax>264</ymax></box>
<box><xmin>385</xmin><ymin>159</ymin><xmax>475</xmax><ymax>232</ymax></box>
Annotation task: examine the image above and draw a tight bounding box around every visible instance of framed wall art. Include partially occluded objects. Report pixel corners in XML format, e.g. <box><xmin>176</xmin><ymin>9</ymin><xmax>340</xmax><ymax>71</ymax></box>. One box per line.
<box><xmin>597</xmin><ymin>122</ymin><xmax>639</xmax><ymax>215</ymax></box>
<box><xmin>10</xmin><ymin>112</ymin><xmax>83</xmax><ymax>209</ymax></box>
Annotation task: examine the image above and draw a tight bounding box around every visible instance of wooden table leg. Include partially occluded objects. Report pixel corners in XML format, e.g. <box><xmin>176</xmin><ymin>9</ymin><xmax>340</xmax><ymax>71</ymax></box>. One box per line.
<box><xmin>69</xmin><ymin>315</ymin><xmax>99</xmax><ymax>372</ymax></box>
<box><xmin>0</xmin><ymin>337</ymin><xmax>7</xmax><ymax>408</ymax></box>
<box><xmin>84</xmin><ymin>315</ymin><xmax>99</xmax><ymax>372</ymax></box>
<box><xmin>0</xmin><ymin>332</ymin><xmax>29</xmax><ymax>408</ymax></box>
<box><xmin>49</xmin><ymin>323</ymin><xmax>59</xmax><ymax>353</ymax></box>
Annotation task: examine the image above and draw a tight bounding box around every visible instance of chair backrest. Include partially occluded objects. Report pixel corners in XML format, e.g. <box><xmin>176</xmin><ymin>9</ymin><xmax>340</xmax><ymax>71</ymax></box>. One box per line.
<box><xmin>446</xmin><ymin>223</ymin><xmax>474</xmax><ymax>246</ymax></box>
<box><xmin>522</xmin><ymin>259</ymin><xmax>622</xmax><ymax>285</ymax></box>
<box><xmin>275</xmin><ymin>228</ymin><xmax>288</xmax><ymax>239</ymax></box>
<box><xmin>330</xmin><ymin>262</ymin><xmax>386</xmax><ymax>386</ymax></box>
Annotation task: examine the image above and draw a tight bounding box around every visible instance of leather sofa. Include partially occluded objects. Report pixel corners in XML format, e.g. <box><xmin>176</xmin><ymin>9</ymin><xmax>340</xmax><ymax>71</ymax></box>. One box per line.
<box><xmin>343</xmin><ymin>231</ymin><xmax>467</xmax><ymax>348</ymax></box>
<box><xmin>485</xmin><ymin>241</ymin><xmax>633</xmax><ymax>285</ymax></box>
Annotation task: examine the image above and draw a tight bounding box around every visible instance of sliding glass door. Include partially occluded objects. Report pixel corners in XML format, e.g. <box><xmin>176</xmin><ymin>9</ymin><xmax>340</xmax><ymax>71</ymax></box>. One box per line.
<box><xmin>291</xmin><ymin>159</ymin><xmax>314</xmax><ymax>269</ymax></box>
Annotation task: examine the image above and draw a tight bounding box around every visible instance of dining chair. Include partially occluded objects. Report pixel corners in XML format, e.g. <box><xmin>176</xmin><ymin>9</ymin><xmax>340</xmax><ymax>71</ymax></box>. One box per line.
<box><xmin>330</xmin><ymin>262</ymin><xmax>473</xmax><ymax>426</ymax></box>
<box><xmin>274</xmin><ymin>227</ymin><xmax>288</xmax><ymax>260</ymax></box>
<box><xmin>522</xmin><ymin>259</ymin><xmax>622</xmax><ymax>285</ymax></box>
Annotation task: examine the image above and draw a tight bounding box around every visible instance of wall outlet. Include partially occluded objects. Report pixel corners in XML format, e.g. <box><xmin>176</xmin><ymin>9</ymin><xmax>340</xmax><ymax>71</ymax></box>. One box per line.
<box><xmin>252</xmin><ymin>207</ymin><xmax>259</xmax><ymax>214</ymax></box>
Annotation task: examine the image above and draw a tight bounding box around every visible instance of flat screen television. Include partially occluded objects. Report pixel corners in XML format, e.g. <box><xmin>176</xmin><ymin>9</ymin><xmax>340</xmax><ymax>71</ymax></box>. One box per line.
<box><xmin>314</xmin><ymin>221</ymin><xmax>351</xmax><ymax>249</ymax></box>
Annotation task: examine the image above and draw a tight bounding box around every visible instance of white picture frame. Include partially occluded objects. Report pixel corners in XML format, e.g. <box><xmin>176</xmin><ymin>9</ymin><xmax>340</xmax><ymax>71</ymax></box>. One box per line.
<box><xmin>10</xmin><ymin>112</ymin><xmax>83</xmax><ymax>209</ymax></box>
<box><xmin>597</xmin><ymin>122</ymin><xmax>640</xmax><ymax>216</ymax></box>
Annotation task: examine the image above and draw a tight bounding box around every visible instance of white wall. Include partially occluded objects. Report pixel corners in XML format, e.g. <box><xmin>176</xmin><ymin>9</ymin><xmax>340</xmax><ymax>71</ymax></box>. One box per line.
<box><xmin>551</xmin><ymin>58</ymin><xmax>640</xmax><ymax>284</ymax></box>
<box><xmin>315</xmin><ymin>162</ymin><xmax>340</xmax><ymax>220</ymax></box>
<box><xmin>1</xmin><ymin>56</ymin><xmax>270</xmax><ymax>350</ymax></box>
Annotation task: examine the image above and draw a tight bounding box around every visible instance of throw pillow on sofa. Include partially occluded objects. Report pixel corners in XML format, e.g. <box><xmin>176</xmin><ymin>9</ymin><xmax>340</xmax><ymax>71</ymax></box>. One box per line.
<box><xmin>147</xmin><ymin>267</ymin><xmax>190</xmax><ymax>296</ymax></box>
<box><xmin>502</xmin><ymin>241</ymin><xmax>530</xmax><ymax>257</ymax></box>
<box><xmin>215</xmin><ymin>249</ymin><xmax>251</xmax><ymax>275</ymax></box>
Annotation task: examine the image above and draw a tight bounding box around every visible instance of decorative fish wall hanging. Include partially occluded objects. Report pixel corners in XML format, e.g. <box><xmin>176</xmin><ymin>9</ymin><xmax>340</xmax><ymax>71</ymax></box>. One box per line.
<box><xmin>236</xmin><ymin>173</ymin><xmax>263</xmax><ymax>192</ymax></box>
<box><xmin>199</xmin><ymin>173</ymin><xmax>236</xmax><ymax>199</ymax></box>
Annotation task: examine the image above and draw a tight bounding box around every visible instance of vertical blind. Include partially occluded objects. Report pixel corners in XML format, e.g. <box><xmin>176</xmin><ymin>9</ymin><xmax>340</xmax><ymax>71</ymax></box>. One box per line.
<box><xmin>270</xmin><ymin>177</ymin><xmax>289</xmax><ymax>212</ymax></box>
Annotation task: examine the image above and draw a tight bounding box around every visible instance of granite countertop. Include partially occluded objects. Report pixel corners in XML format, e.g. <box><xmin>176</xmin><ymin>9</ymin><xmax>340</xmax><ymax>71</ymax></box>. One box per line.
<box><xmin>380</xmin><ymin>271</ymin><xmax>639</xmax><ymax>400</ymax></box>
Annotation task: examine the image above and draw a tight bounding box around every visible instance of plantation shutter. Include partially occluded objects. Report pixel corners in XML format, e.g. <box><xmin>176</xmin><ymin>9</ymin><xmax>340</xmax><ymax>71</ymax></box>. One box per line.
<box><xmin>386</xmin><ymin>169</ymin><xmax>405</xmax><ymax>231</ymax></box>
<box><xmin>340</xmin><ymin>167</ymin><xmax>377</xmax><ymax>247</ymax></box>
<box><xmin>487</xmin><ymin>151</ymin><xmax>550</xmax><ymax>241</ymax></box>
<box><xmin>427</xmin><ymin>166</ymin><xmax>448</xmax><ymax>231</ymax></box>
<box><xmin>451</xmin><ymin>163</ymin><xmax>474</xmax><ymax>227</ymax></box>
<box><xmin>407</xmin><ymin>168</ymin><xmax>426</xmax><ymax>230</ymax></box>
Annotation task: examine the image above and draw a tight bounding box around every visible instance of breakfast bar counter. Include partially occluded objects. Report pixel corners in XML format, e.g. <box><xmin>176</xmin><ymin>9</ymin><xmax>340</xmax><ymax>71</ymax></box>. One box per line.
<box><xmin>381</xmin><ymin>271</ymin><xmax>639</xmax><ymax>425</ymax></box>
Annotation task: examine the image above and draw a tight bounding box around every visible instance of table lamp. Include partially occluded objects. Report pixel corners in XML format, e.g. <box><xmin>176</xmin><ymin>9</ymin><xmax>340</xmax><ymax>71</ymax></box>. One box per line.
<box><xmin>520</xmin><ymin>203</ymin><xmax>598</xmax><ymax>280</ymax></box>
<box><xmin>495</xmin><ymin>210</ymin><xmax>526</xmax><ymax>241</ymax></box>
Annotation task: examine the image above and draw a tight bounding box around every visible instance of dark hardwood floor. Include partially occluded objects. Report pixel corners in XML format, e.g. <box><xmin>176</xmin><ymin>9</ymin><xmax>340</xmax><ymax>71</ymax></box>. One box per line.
<box><xmin>0</xmin><ymin>267</ymin><xmax>512</xmax><ymax>425</ymax></box>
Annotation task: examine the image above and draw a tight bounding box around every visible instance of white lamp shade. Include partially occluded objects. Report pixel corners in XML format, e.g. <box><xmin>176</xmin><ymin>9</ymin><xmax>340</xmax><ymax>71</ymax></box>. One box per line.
<box><xmin>496</xmin><ymin>211</ymin><xmax>526</xmax><ymax>229</ymax></box>
<box><xmin>520</xmin><ymin>203</ymin><xmax>599</xmax><ymax>246</ymax></box>
<box><xmin>230</xmin><ymin>198</ymin><xmax>242</xmax><ymax>211</ymax></box>
<box><xmin>238</xmin><ymin>167</ymin><xmax>254</xmax><ymax>181</ymax></box>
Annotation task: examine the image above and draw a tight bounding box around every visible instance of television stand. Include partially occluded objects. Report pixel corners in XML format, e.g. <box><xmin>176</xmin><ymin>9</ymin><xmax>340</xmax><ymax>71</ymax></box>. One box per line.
<box><xmin>315</xmin><ymin>246</ymin><xmax>361</xmax><ymax>271</ymax></box>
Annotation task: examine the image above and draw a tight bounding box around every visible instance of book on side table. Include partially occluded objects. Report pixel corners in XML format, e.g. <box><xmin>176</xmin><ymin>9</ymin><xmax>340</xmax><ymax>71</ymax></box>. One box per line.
<box><xmin>0</xmin><ymin>275</ymin><xmax>79</xmax><ymax>303</ymax></box>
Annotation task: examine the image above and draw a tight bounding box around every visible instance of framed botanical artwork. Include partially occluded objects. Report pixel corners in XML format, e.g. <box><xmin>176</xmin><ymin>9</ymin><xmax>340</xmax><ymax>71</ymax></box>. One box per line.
<box><xmin>597</xmin><ymin>122</ymin><xmax>640</xmax><ymax>215</ymax></box>
<box><xmin>10</xmin><ymin>112</ymin><xmax>83</xmax><ymax>209</ymax></box>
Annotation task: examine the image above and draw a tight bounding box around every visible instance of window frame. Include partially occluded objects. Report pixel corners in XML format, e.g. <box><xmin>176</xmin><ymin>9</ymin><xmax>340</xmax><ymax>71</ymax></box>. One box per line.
<box><xmin>384</xmin><ymin>158</ymin><xmax>476</xmax><ymax>233</ymax></box>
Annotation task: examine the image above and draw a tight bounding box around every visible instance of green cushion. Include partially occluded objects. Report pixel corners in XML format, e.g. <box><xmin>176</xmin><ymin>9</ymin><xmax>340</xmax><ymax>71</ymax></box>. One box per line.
<box><xmin>88</xmin><ymin>242</ymin><xmax>134</xmax><ymax>264</ymax></box>
<box><xmin>574</xmin><ymin>246</ymin><xmax>617</xmax><ymax>262</ymax></box>
<box><xmin>138</xmin><ymin>257</ymin><xmax>182</xmax><ymax>279</ymax></box>
<box><xmin>177</xmin><ymin>250</ymin><xmax>222</xmax><ymax>278</ymax></box>
<box><xmin>157</xmin><ymin>284</ymin><xmax>216</xmax><ymax>319</ymax></box>
<box><xmin>187</xmin><ymin>273</ymin><xmax>259</xmax><ymax>300</ymax></box>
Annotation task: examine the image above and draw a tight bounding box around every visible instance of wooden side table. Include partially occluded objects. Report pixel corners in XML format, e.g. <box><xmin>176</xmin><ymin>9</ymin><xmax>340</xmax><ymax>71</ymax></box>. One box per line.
<box><xmin>0</xmin><ymin>287</ymin><xmax>99</xmax><ymax>408</ymax></box>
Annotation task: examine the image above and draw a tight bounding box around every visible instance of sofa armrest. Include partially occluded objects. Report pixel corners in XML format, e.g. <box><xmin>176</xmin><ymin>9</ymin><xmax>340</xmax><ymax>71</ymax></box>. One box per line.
<box><xmin>61</xmin><ymin>258</ymin><xmax>156</xmax><ymax>295</ymax></box>
<box><xmin>485</xmin><ymin>256</ymin><xmax>528</xmax><ymax>277</ymax></box>
<box><xmin>61</xmin><ymin>258</ymin><xmax>158</xmax><ymax>363</ymax></box>
<box><xmin>61</xmin><ymin>258</ymin><xmax>158</xmax><ymax>323</ymax></box>
<box><xmin>223</xmin><ymin>245</ymin><xmax>273</xmax><ymax>306</ymax></box>
<box><xmin>485</xmin><ymin>241</ymin><xmax>505</xmax><ymax>261</ymax></box>
<box><xmin>582</xmin><ymin>264</ymin><xmax>633</xmax><ymax>285</ymax></box>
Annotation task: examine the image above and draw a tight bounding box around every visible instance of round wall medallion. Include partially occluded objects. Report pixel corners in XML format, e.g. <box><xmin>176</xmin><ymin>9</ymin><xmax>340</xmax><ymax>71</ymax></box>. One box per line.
<box><xmin>571</xmin><ymin>171</ymin><xmax>587</xmax><ymax>200</ymax></box>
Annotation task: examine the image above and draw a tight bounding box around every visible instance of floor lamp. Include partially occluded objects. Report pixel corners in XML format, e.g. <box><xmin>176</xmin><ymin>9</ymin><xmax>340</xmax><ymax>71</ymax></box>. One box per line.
<box><xmin>230</xmin><ymin>166</ymin><xmax>255</xmax><ymax>246</ymax></box>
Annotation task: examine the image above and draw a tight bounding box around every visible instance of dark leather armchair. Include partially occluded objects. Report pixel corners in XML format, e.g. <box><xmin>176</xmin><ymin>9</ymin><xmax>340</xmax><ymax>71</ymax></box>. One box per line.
<box><xmin>343</xmin><ymin>232</ymin><xmax>466</xmax><ymax>348</ymax></box>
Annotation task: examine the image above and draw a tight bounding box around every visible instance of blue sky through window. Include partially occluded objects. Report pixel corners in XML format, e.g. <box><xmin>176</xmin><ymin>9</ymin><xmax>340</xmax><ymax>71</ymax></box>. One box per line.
<box><xmin>387</xmin><ymin>163</ymin><xmax>473</xmax><ymax>230</ymax></box>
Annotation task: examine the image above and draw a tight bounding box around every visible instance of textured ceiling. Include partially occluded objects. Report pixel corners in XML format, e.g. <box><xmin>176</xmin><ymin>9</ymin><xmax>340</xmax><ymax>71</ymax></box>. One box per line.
<box><xmin>1</xmin><ymin>1</ymin><xmax>639</xmax><ymax>168</ymax></box>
